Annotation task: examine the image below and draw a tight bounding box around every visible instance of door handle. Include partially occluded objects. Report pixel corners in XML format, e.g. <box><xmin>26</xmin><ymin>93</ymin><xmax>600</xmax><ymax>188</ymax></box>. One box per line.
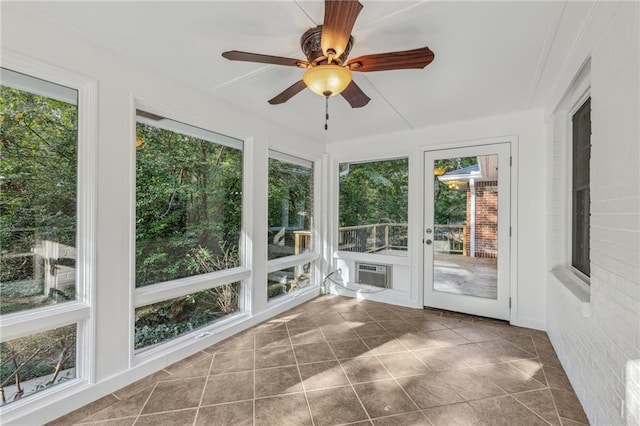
<box><xmin>425</xmin><ymin>239</ymin><xmax>432</xmax><ymax>245</ymax></box>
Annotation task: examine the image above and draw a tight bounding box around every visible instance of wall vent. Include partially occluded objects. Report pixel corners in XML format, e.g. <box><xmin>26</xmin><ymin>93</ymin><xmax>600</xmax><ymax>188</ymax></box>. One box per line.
<box><xmin>355</xmin><ymin>262</ymin><xmax>391</xmax><ymax>288</ymax></box>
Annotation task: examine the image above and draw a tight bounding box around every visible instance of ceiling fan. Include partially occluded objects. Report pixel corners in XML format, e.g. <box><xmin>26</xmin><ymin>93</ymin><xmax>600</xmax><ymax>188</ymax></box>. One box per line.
<box><xmin>221</xmin><ymin>0</ymin><xmax>435</xmax><ymax>109</ymax></box>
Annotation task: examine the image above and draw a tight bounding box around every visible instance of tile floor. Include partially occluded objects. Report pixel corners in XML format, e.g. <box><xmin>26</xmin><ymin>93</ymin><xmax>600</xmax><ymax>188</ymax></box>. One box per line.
<box><xmin>49</xmin><ymin>295</ymin><xmax>589</xmax><ymax>425</ymax></box>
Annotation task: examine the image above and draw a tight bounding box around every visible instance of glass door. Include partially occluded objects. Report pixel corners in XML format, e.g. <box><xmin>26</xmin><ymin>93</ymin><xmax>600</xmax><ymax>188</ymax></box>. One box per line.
<box><xmin>423</xmin><ymin>143</ymin><xmax>510</xmax><ymax>320</ymax></box>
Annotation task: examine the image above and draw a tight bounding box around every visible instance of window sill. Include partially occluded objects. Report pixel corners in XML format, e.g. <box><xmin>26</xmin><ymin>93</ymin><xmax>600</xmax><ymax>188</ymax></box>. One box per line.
<box><xmin>550</xmin><ymin>267</ymin><xmax>591</xmax><ymax>318</ymax></box>
<box><xmin>334</xmin><ymin>250</ymin><xmax>410</xmax><ymax>266</ymax></box>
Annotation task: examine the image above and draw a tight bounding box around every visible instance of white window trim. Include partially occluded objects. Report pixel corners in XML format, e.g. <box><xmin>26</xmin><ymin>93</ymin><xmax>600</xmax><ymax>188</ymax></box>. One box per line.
<box><xmin>266</xmin><ymin>151</ymin><xmax>318</xmax><ymax>298</ymax></box>
<box><xmin>334</xmin><ymin>156</ymin><xmax>411</xmax><ymax>258</ymax></box>
<box><xmin>551</xmin><ymin>58</ymin><xmax>591</xmax><ymax>301</ymax></box>
<box><xmin>131</xmin><ymin>98</ymin><xmax>251</xmax><ymax>359</ymax></box>
<box><xmin>0</xmin><ymin>50</ymin><xmax>98</xmax><ymax>418</ymax></box>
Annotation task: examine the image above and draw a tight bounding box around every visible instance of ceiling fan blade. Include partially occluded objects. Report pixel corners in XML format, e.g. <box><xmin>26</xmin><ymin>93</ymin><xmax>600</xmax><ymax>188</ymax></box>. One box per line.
<box><xmin>347</xmin><ymin>47</ymin><xmax>435</xmax><ymax>72</ymax></box>
<box><xmin>341</xmin><ymin>80</ymin><xmax>370</xmax><ymax>108</ymax></box>
<box><xmin>268</xmin><ymin>80</ymin><xmax>307</xmax><ymax>105</ymax></box>
<box><xmin>222</xmin><ymin>50</ymin><xmax>307</xmax><ymax>67</ymax></box>
<box><xmin>321</xmin><ymin>0</ymin><xmax>363</xmax><ymax>58</ymax></box>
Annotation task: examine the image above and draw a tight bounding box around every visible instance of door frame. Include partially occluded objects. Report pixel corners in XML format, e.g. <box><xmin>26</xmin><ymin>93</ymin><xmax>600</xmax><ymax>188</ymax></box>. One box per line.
<box><xmin>417</xmin><ymin>137</ymin><xmax>518</xmax><ymax>323</ymax></box>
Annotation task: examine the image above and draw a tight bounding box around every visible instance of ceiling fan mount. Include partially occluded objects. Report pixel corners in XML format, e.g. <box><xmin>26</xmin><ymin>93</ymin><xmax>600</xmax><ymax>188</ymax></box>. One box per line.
<box><xmin>221</xmin><ymin>0</ymin><xmax>434</xmax><ymax>109</ymax></box>
<box><xmin>300</xmin><ymin>26</ymin><xmax>353</xmax><ymax>66</ymax></box>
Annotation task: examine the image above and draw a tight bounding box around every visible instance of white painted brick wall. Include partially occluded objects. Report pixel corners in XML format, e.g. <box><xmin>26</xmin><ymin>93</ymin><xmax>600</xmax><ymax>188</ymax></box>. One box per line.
<box><xmin>547</xmin><ymin>3</ymin><xmax>639</xmax><ymax>425</ymax></box>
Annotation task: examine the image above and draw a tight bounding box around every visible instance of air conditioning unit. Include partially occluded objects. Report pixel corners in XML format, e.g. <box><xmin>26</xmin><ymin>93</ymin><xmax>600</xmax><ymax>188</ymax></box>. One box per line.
<box><xmin>355</xmin><ymin>262</ymin><xmax>391</xmax><ymax>288</ymax></box>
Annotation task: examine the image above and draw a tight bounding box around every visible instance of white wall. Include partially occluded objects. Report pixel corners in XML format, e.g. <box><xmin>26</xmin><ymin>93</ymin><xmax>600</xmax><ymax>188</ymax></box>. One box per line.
<box><xmin>1</xmin><ymin>6</ymin><xmax>325</xmax><ymax>425</ymax></box>
<box><xmin>326</xmin><ymin>108</ymin><xmax>548</xmax><ymax>329</ymax></box>
<box><xmin>546</xmin><ymin>2</ymin><xmax>640</xmax><ymax>425</ymax></box>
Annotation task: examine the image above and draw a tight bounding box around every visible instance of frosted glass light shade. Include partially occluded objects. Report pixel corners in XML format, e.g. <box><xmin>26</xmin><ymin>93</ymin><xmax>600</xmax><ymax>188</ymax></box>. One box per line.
<box><xmin>303</xmin><ymin>64</ymin><xmax>352</xmax><ymax>97</ymax></box>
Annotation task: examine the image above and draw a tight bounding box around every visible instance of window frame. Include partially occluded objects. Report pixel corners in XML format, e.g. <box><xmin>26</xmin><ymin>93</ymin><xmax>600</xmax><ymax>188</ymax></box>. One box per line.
<box><xmin>335</xmin><ymin>156</ymin><xmax>410</xmax><ymax>259</ymax></box>
<box><xmin>570</xmin><ymin>97</ymin><xmax>591</xmax><ymax>280</ymax></box>
<box><xmin>131</xmin><ymin>101</ymin><xmax>251</xmax><ymax>358</ymax></box>
<box><xmin>0</xmin><ymin>53</ymin><xmax>98</xmax><ymax>415</ymax></box>
<box><xmin>266</xmin><ymin>149</ymin><xmax>319</xmax><ymax>303</ymax></box>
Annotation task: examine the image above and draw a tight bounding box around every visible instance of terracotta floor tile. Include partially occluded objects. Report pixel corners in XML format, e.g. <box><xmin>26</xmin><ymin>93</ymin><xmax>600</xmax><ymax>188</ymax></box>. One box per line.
<box><xmin>255</xmin><ymin>365</ymin><xmax>303</xmax><ymax>398</ymax></box>
<box><xmin>255</xmin><ymin>331</ymin><xmax>291</xmax><ymax>349</ymax></box>
<box><xmin>378</xmin><ymin>320</ymin><xmax>419</xmax><ymax>335</ymax></box>
<box><xmin>451</xmin><ymin>326</ymin><xmax>502</xmax><ymax>343</ymax></box>
<box><xmin>320</xmin><ymin>323</ymin><xmax>359</xmax><ymax>340</ymax></box>
<box><xmin>469</xmin><ymin>395</ymin><xmax>549</xmax><ymax>426</ymax></box>
<box><xmin>550</xmin><ymin>388</ymin><xmax>590</xmax><ymax>424</ymax></box>
<box><xmin>289</xmin><ymin>328</ymin><xmax>326</xmax><ymax>345</ymax></box>
<box><xmin>306</xmin><ymin>386</ymin><xmax>369</xmax><ymax>426</ymax></box>
<box><xmin>135</xmin><ymin>408</ymin><xmax>197</xmax><ymax>425</ymax></box>
<box><xmin>293</xmin><ymin>341</ymin><xmax>336</xmax><ymax>364</ymax></box>
<box><xmin>82</xmin><ymin>387</ymin><xmax>152</xmax><ymax>422</ymax></box>
<box><xmin>298</xmin><ymin>360</ymin><xmax>350</xmax><ymax>390</ymax></box>
<box><xmin>255</xmin><ymin>345</ymin><xmax>296</xmax><ymax>369</ymax></box>
<box><xmin>201</xmin><ymin>371</ymin><xmax>253</xmax><ymax>405</ymax></box>
<box><xmin>195</xmin><ymin>401</ymin><xmax>253</xmax><ymax>426</ymax></box>
<box><xmin>353</xmin><ymin>379</ymin><xmax>419</xmax><ymax>418</ymax></box>
<box><xmin>340</xmin><ymin>356</ymin><xmax>393</xmax><ymax>383</ymax></box>
<box><xmin>371</xmin><ymin>411</ymin><xmax>429</xmax><ymax>425</ymax></box>
<box><xmin>328</xmin><ymin>338</ymin><xmax>371</xmax><ymax>359</ymax></box>
<box><xmin>423</xmin><ymin>402</ymin><xmax>488</xmax><ymax>426</ymax></box>
<box><xmin>473</xmin><ymin>363</ymin><xmax>546</xmax><ymax>394</ymax></box>
<box><xmin>361</xmin><ymin>336</ymin><xmax>408</xmax><ymax>355</ymax></box>
<box><xmin>51</xmin><ymin>296</ymin><xmax>587</xmax><ymax>426</ymax></box>
<box><xmin>413</xmin><ymin>346</ymin><xmax>471</xmax><ymax>371</ymax></box>
<box><xmin>436</xmin><ymin>368</ymin><xmax>506</xmax><ymax>401</ymax></box>
<box><xmin>377</xmin><ymin>352</ymin><xmax>430</xmax><ymax>377</ymax></box>
<box><xmin>512</xmin><ymin>388</ymin><xmax>562</xmax><ymax>426</ymax></box>
<box><xmin>255</xmin><ymin>393</ymin><xmax>313</xmax><ymax>426</ymax></box>
<box><xmin>340</xmin><ymin>311</ymin><xmax>375</xmax><ymax>322</ymax></box>
<box><xmin>366</xmin><ymin>309</ymin><xmax>402</xmax><ymax>321</ymax></box>
<box><xmin>396</xmin><ymin>373</ymin><xmax>464</xmax><ymax>409</ymax></box>
<box><xmin>354</xmin><ymin>322</ymin><xmax>392</xmax><ymax>338</ymax></box>
<box><xmin>210</xmin><ymin>350</ymin><xmax>254</xmax><ymax>374</ymax></box>
<box><xmin>141</xmin><ymin>377</ymin><xmax>206</xmax><ymax>414</ymax></box>
<box><xmin>424</xmin><ymin>329</ymin><xmax>471</xmax><ymax>347</ymax></box>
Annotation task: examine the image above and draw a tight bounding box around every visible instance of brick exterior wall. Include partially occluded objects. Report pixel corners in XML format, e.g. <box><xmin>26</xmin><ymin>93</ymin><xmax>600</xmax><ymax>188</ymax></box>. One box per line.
<box><xmin>465</xmin><ymin>181</ymin><xmax>498</xmax><ymax>258</ymax></box>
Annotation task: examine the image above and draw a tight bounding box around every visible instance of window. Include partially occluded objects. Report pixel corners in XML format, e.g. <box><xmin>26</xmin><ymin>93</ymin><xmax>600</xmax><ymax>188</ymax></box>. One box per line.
<box><xmin>0</xmin><ymin>67</ymin><xmax>93</xmax><ymax>406</ymax></box>
<box><xmin>267</xmin><ymin>151</ymin><xmax>314</xmax><ymax>300</ymax></box>
<box><xmin>134</xmin><ymin>111</ymin><xmax>244</xmax><ymax>349</ymax></box>
<box><xmin>338</xmin><ymin>158</ymin><xmax>409</xmax><ymax>255</ymax></box>
<box><xmin>571</xmin><ymin>98</ymin><xmax>591</xmax><ymax>278</ymax></box>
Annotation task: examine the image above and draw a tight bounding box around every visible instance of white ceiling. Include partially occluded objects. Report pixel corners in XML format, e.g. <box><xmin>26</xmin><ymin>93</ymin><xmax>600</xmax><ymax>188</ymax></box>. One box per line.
<box><xmin>5</xmin><ymin>1</ymin><xmax>595</xmax><ymax>143</ymax></box>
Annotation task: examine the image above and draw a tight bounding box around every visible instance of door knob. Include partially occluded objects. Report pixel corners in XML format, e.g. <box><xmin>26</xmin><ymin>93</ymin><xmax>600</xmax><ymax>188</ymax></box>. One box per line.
<box><xmin>425</xmin><ymin>239</ymin><xmax>432</xmax><ymax>245</ymax></box>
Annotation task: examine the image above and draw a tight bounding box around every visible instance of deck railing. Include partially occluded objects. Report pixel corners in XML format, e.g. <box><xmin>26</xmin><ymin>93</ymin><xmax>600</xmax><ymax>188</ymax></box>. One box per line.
<box><xmin>294</xmin><ymin>223</ymin><xmax>465</xmax><ymax>255</ymax></box>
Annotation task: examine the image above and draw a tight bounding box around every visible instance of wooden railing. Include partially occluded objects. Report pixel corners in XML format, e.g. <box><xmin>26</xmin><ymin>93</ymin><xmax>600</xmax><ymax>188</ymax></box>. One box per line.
<box><xmin>433</xmin><ymin>224</ymin><xmax>465</xmax><ymax>254</ymax></box>
<box><xmin>294</xmin><ymin>223</ymin><xmax>466</xmax><ymax>255</ymax></box>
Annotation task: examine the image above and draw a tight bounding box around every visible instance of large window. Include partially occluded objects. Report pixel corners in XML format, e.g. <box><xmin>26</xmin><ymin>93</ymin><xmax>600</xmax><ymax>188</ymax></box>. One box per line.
<box><xmin>135</xmin><ymin>111</ymin><xmax>244</xmax><ymax>349</ymax></box>
<box><xmin>338</xmin><ymin>158</ymin><xmax>409</xmax><ymax>255</ymax></box>
<box><xmin>571</xmin><ymin>98</ymin><xmax>591</xmax><ymax>278</ymax></box>
<box><xmin>0</xmin><ymin>67</ymin><xmax>91</xmax><ymax>406</ymax></box>
<box><xmin>267</xmin><ymin>151</ymin><xmax>314</xmax><ymax>300</ymax></box>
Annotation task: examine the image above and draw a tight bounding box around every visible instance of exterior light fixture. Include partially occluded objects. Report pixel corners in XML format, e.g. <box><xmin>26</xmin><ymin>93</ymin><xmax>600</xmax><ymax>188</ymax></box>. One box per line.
<box><xmin>303</xmin><ymin>64</ymin><xmax>352</xmax><ymax>97</ymax></box>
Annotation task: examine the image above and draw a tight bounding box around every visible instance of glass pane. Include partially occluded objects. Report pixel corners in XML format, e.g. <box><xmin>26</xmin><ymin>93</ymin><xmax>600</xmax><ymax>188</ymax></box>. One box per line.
<box><xmin>433</xmin><ymin>155</ymin><xmax>498</xmax><ymax>299</ymax></box>
<box><xmin>135</xmin><ymin>117</ymin><xmax>243</xmax><ymax>287</ymax></box>
<box><xmin>267</xmin><ymin>263</ymin><xmax>312</xmax><ymax>300</ymax></box>
<box><xmin>267</xmin><ymin>156</ymin><xmax>313</xmax><ymax>260</ymax></box>
<box><xmin>338</xmin><ymin>158</ymin><xmax>408</xmax><ymax>255</ymax></box>
<box><xmin>135</xmin><ymin>282</ymin><xmax>240</xmax><ymax>350</ymax></box>
<box><xmin>0</xmin><ymin>324</ymin><xmax>77</xmax><ymax>406</ymax></box>
<box><xmin>1</xmin><ymin>74</ymin><xmax>78</xmax><ymax>315</ymax></box>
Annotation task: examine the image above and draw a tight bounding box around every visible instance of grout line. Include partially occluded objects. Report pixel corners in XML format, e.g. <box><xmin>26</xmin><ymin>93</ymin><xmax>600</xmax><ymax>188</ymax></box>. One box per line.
<box><xmin>287</xmin><ymin>317</ymin><xmax>316</xmax><ymax>426</ymax></box>
<box><xmin>191</xmin><ymin>351</ymin><xmax>217</xmax><ymax>426</ymax></box>
<box><xmin>131</xmin><ymin>381</ymin><xmax>160</xmax><ymax>425</ymax></box>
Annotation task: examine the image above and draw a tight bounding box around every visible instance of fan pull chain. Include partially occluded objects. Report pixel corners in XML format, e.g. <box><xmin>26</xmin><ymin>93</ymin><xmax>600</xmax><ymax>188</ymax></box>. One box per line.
<box><xmin>324</xmin><ymin>96</ymin><xmax>329</xmax><ymax>130</ymax></box>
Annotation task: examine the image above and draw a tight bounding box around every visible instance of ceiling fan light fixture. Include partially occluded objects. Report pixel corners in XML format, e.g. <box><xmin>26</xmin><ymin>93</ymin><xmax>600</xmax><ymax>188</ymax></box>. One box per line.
<box><xmin>303</xmin><ymin>64</ymin><xmax>352</xmax><ymax>97</ymax></box>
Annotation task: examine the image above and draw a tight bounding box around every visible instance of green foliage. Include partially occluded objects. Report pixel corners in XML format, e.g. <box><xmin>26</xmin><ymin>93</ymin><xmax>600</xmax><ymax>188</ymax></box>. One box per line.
<box><xmin>135</xmin><ymin>122</ymin><xmax>243</xmax><ymax>287</ymax></box>
<box><xmin>338</xmin><ymin>158</ymin><xmax>409</xmax><ymax>227</ymax></box>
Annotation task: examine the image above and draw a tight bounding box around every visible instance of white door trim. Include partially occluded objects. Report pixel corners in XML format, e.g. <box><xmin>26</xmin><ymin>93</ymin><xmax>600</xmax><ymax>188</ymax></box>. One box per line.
<box><xmin>421</xmin><ymin>140</ymin><xmax>515</xmax><ymax>321</ymax></box>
